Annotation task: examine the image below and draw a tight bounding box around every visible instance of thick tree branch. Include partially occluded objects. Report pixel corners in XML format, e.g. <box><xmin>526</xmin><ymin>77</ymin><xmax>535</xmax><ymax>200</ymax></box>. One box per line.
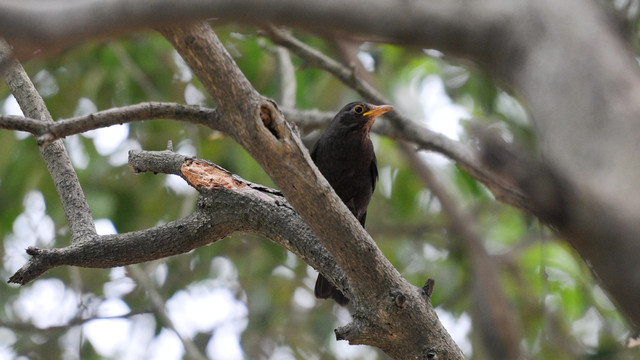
<box><xmin>158</xmin><ymin>22</ymin><xmax>463</xmax><ymax>359</ymax></box>
<box><xmin>326</xmin><ymin>35</ymin><xmax>521</xmax><ymax>357</ymax></box>
<box><xmin>0</xmin><ymin>0</ymin><xmax>515</xmax><ymax>68</ymax></box>
<box><xmin>9</xmin><ymin>150</ymin><xmax>345</xmax><ymax>292</ymax></box>
<box><xmin>5</xmin><ymin>0</ymin><xmax>637</xmax><ymax>349</ymax></box>
<box><xmin>479</xmin><ymin>1</ymin><xmax>640</xmax><ymax>328</ymax></box>
<box><xmin>0</xmin><ymin>39</ymin><xmax>96</xmax><ymax>242</ymax></box>
<box><xmin>158</xmin><ymin>21</ymin><xmax>378</xmax><ymax>306</ymax></box>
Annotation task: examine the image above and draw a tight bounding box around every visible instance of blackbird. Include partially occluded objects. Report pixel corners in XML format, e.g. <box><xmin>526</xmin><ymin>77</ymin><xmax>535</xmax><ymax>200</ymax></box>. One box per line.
<box><xmin>311</xmin><ymin>101</ymin><xmax>393</xmax><ymax>305</ymax></box>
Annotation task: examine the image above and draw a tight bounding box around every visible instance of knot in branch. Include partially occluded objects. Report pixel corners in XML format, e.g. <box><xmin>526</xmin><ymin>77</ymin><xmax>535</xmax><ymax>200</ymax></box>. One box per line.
<box><xmin>391</xmin><ymin>291</ymin><xmax>407</xmax><ymax>308</ymax></box>
<box><xmin>259</xmin><ymin>99</ymin><xmax>283</xmax><ymax>140</ymax></box>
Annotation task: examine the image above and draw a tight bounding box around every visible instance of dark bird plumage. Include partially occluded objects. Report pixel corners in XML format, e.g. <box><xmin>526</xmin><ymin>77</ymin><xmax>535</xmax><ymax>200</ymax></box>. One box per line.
<box><xmin>311</xmin><ymin>101</ymin><xmax>393</xmax><ymax>305</ymax></box>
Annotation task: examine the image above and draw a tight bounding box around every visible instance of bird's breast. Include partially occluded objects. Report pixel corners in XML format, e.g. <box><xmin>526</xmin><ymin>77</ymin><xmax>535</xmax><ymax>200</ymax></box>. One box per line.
<box><xmin>314</xmin><ymin>141</ymin><xmax>375</xmax><ymax>204</ymax></box>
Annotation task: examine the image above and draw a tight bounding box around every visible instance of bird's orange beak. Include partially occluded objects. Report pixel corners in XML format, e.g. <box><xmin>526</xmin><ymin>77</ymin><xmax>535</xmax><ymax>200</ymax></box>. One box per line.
<box><xmin>363</xmin><ymin>104</ymin><xmax>393</xmax><ymax>130</ymax></box>
<box><xmin>363</xmin><ymin>105</ymin><xmax>393</xmax><ymax>119</ymax></box>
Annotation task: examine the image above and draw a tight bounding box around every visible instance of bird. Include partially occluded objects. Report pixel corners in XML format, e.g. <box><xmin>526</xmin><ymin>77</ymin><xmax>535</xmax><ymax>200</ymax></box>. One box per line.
<box><xmin>311</xmin><ymin>101</ymin><xmax>393</xmax><ymax>305</ymax></box>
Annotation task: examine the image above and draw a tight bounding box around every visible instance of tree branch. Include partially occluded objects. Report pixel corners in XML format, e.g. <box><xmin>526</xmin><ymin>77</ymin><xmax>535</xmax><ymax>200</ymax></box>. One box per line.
<box><xmin>308</xmin><ymin>32</ymin><xmax>520</xmax><ymax>356</ymax></box>
<box><xmin>0</xmin><ymin>0</ymin><xmax>515</xmax><ymax>68</ymax></box>
<box><xmin>9</xmin><ymin>149</ymin><xmax>344</xmax><ymax>291</ymax></box>
<box><xmin>0</xmin><ymin>39</ymin><xmax>96</xmax><ymax>242</ymax></box>
<box><xmin>0</xmin><ymin>102</ymin><xmax>223</xmax><ymax>147</ymax></box>
<box><xmin>158</xmin><ymin>22</ymin><xmax>463</xmax><ymax>359</ymax></box>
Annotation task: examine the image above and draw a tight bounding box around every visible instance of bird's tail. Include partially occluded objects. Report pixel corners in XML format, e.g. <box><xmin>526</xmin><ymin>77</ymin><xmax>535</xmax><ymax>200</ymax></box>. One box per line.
<box><xmin>314</xmin><ymin>273</ymin><xmax>349</xmax><ymax>305</ymax></box>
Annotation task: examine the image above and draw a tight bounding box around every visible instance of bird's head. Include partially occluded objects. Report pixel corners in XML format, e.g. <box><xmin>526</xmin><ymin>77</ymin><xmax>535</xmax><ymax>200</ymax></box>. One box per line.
<box><xmin>333</xmin><ymin>102</ymin><xmax>393</xmax><ymax>132</ymax></box>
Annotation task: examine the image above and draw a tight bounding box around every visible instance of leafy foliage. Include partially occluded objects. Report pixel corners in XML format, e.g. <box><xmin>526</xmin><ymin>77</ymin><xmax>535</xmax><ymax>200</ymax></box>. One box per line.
<box><xmin>0</xmin><ymin>25</ymin><xmax>637</xmax><ymax>359</ymax></box>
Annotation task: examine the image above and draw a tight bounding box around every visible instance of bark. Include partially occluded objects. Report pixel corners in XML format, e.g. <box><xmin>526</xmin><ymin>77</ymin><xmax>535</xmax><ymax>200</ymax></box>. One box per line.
<box><xmin>0</xmin><ymin>102</ymin><xmax>222</xmax><ymax>148</ymax></box>
<box><xmin>3</xmin><ymin>20</ymin><xmax>466</xmax><ymax>360</ymax></box>
<box><xmin>9</xmin><ymin>150</ymin><xmax>338</xmax><ymax>287</ymax></box>
<box><xmin>157</xmin><ymin>22</ymin><xmax>464</xmax><ymax>359</ymax></box>
<box><xmin>0</xmin><ymin>40</ymin><xmax>96</xmax><ymax>242</ymax></box>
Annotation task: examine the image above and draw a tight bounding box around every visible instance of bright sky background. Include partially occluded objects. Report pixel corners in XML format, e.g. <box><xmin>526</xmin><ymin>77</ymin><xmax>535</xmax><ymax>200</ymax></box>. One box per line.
<box><xmin>0</xmin><ymin>49</ymin><xmax>488</xmax><ymax>359</ymax></box>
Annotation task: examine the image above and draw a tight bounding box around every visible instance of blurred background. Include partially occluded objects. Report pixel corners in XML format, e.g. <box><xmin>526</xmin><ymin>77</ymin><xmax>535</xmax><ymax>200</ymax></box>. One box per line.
<box><xmin>0</xmin><ymin>24</ymin><xmax>636</xmax><ymax>359</ymax></box>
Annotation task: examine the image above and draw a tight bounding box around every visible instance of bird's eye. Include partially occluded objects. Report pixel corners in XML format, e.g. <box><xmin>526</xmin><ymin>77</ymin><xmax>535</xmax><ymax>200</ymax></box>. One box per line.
<box><xmin>353</xmin><ymin>105</ymin><xmax>365</xmax><ymax>114</ymax></box>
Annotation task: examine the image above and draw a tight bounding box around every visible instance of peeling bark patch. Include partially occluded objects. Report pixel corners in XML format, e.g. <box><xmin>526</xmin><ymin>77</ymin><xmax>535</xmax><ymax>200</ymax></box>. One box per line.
<box><xmin>260</xmin><ymin>104</ymin><xmax>280</xmax><ymax>139</ymax></box>
<box><xmin>181</xmin><ymin>159</ymin><xmax>247</xmax><ymax>190</ymax></box>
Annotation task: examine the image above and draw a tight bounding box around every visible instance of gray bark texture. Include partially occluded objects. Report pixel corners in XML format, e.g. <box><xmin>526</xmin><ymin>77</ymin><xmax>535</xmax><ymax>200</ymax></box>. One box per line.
<box><xmin>2</xmin><ymin>0</ymin><xmax>640</xmax><ymax>357</ymax></box>
<box><xmin>157</xmin><ymin>23</ymin><xmax>464</xmax><ymax>359</ymax></box>
<box><xmin>0</xmin><ymin>40</ymin><xmax>96</xmax><ymax>242</ymax></box>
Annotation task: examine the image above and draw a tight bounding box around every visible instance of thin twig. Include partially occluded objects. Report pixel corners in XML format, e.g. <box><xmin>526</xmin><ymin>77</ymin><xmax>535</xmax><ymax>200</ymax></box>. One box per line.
<box><xmin>109</xmin><ymin>42</ymin><xmax>163</xmax><ymax>100</ymax></box>
<box><xmin>275</xmin><ymin>44</ymin><xmax>297</xmax><ymax>108</ymax></box>
<box><xmin>0</xmin><ymin>102</ymin><xmax>223</xmax><ymax>147</ymax></box>
<box><xmin>127</xmin><ymin>264</ymin><xmax>208</xmax><ymax>360</ymax></box>
<box><xmin>0</xmin><ymin>310</ymin><xmax>152</xmax><ymax>333</ymax></box>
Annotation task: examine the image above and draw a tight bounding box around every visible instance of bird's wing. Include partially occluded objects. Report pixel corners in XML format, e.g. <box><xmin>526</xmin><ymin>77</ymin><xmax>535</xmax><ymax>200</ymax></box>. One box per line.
<box><xmin>370</xmin><ymin>153</ymin><xmax>378</xmax><ymax>192</ymax></box>
<box><xmin>359</xmin><ymin>210</ymin><xmax>368</xmax><ymax>226</ymax></box>
<box><xmin>310</xmin><ymin>140</ymin><xmax>319</xmax><ymax>162</ymax></box>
